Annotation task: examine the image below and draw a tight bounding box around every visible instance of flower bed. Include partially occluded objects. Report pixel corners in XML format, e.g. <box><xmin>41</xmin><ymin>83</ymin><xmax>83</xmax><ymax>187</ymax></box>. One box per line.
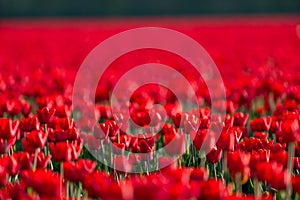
<box><xmin>0</xmin><ymin>16</ymin><xmax>300</xmax><ymax>199</ymax></box>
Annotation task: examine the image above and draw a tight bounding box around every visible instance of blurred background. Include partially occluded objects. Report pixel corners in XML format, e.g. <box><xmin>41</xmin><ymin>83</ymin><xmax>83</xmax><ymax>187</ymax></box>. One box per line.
<box><xmin>0</xmin><ymin>0</ymin><xmax>299</xmax><ymax>17</ymax></box>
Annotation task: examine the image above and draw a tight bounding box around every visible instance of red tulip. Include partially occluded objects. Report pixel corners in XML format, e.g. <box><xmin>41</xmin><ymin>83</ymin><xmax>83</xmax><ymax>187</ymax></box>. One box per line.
<box><xmin>190</xmin><ymin>168</ymin><xmax>208</xmax><ymax>181</ymax></box>
<box><xmin>292</xmin><ymin>175</ymin><xmax>300</xmax><ymax>194</ymax></box>
<box><xmin>199</xmin><ymin>117</ymin><xmax>210</xmax><ymax>130</ymax></box>
<box><xmin>216</xmin><ymin>127</ymin><xmax>235</xmax><ymax>151</ymax></box>
<box><xmin>181</xmin><ymin>112</ymin><xmax>199</xmax><ymax>133</ymax></box>
<box><xmin>261</xmin><ymin>192</ymin><xmax>274</xmax><ymax>200</ymax></box>
<box><xmin>296</xmin><ymin>142</ymin><xmax>300</xmax><ymax>157</ymax></box>
<box><xmin>191</xmin><ymin>129</ymin><xmax>208</xmax><ymax>151</ymax></box>
<box><xmin>293</xmin><ymin>157</ymin><xmax>300</xmax><ymax>169</ymax></box>
<box><xmin>113</xmin><ymin>155</ymin><xmax>133</xmax><ymax>172</ymax></box>
<box><xmin>21</xmin><ymin>130</ymin><xmax>47</xmax><ymax>153</ymax></box>
<box><xmin>20</xmin><ymin>116</ymin><xmax>40</xmax><ymax>133</ymax></box>
<box><xmin>84</xmin><ymin>134</ymin><xmax>101</xmax><ymax>150</ymax></box>
<box><xmin>249</xmin><ymin>117</ymin><xmax>272</xmax><ymax>132</ymax></box>
<box><xmin>15</xmin><ymin>152</ymin><xmax>33</xmax><ymax>170</ymax></box>
<box><xmin>56</xmin><ymin>117</ymin><xmax>74</xmax><ymax>130</ymax></box>
<box><xmin>269</xmin><ymin>168</ymin><xmax>289</xmax><ymax>190</ymax></box>
<box><xmin>21</xmin><ymin>169</ymin><xmax>62</xmax><ymax>198</ymax></box>
<box><xmin>198</xmin><ymin>179</ymin><xmax>228</xmax><ymax>199</ymax></box>
<box><xmin>224</xmin><ymin>115</ymin><xmax>234</xmax><ymax>126</ymax></box>
<box><xmin>120</xmin><ymin>134</ymin><xmax>132</xmax><ymax>148</ymax></box>
<box><xmin>112</xmin><ymin>142</ymin><xmax>126</xmax><ymax>154</ymax></box>
<box><xmin>278</xmin><ymin>118</ymin><xmax>300</xmax><ymax>143</ymax></box>
<box><xmin>63</xmin><ymin>159</ymin><xmax>96</xmax><ymax>182</ymax></box>
<box><xmin>171</xmin><ymin>113</ymin><xmax>181</xmax><ymax>128</ymax></box>
<box><xmin>239</xmin><ymin>137</ymin><xmax>270</xmax><ymax>152</ymax></box>
<box><xmin>0</xmin><ymin>155</ymin><xmax>19</xmax><ymax>176</ymax></box>
<box><xmin>0</xmin><ymin>118</ymin><xmax>19</xmax><ymax>140</ymax></box>
<box><xmin>253</xmin><ymin>132</ymin><xmax>268</xmax><ymax>140</ymax></box>
<box><xmin>0</xmin><ymin>166</ymin><xmax>8</xmax><ymax>186</ymax></box>
<box><xmin>6</xmin><ymin>182</ymin><xmax>35</xmax><ymax>199</ymax></box>
<box><xmin>6</xmin><ymin>100</ymin><xmax>22</xmax><ymax>116</ymax></box>
<box><xmin>269</xmin><ymin>118</ymin><xmax>281</xmax><ymax>133</ymax></box>
<box><xmin>96</xmin><ymin>105</ymin><xmax>112</xmax><ymax>119</ymax></box>
<box><xmin>36</xmin><ymin>107</ymin><xmax>55</xmax><ymax>124</ymax></box>
<box><xmin>249</xmin><ymin>149</ymin><xmax>270</xmax><ymax>174</ymax></box>
<box><xmin>148</xmin><ymin>107</ymin><xmax>164</xmax><ymax>127</ymax></box>
<box><xmin>255</xmin><ymin>161</ymin><xmax>287</xmax><ymax>190</ymax></box>
<box><xmin>164</xmin><ymin>133</ymin><xmax>186</xmax><ymax>155</ymax></box>
<box><xmin>0</xmin><ymin>137</ymin><xmax>16</xmax><ymax>154</ymax></box>
<box><xmin>131</xmin><ymin>110</ymin><xmax>151</xmax><ymax>127</ymax></box>
<box><xmin>132</xmin><ymin>174</ymin><xmax>168</xmax><ymax>200</ymax></box>
<box><xmin>49</xmin><ymin>141</ymin><xmax>82</xmax><ymax>162</ymax></box>
<box><xmin>270</xmin><ymin>150</ymin><xmax>288</xmax><ymax>168</ymax></box>
<box><xmin>131</xmin><ymin>135</ymin><xmax>154</xmax><ymax>154</ymax></box>
<box><xmin>233</xmin><ymin>112</ymin><xmax>249</xmax><ymax>126</ymax></box>
<box><xmin>100</xmin><ymin>120</ymin><xmax>119</xmax><ymax>137</ymax></box>
<box><xmin>21</xmin><ymin>100</ymin><xmax>32</xmax><ymax>118</ymax></box>
<box><xmin>161</xmin><ymin>123</ymin><xmax>176</xmax><ymax>136</ymax></box>
<box><xmin>83</xmin><ymin>171</ymin><xmax>112</xmax><ymax>199</ymax></box>
<box><xmin>54</xmin><ymin>105</ymin><xmax>71</xmax><ymax>118</ymax></box>
<box><xmin>227</xmin><ymin>151</ymin><xmax>250</xmax><ymax>178</ymax></box>
<box><xmin>206</xmin><ymin>146</ymin><xmax>222</xmax><ymax>164</ymax></box>
<box><xmin>48</xmin><ymin>129</ymin><xmax>68</xmax><ymax>142</ymax></box>
<box><xmin>158</xmin><ymin>157</ymin><xmax>177</xmax><ymax>170</ymax></box>
<box><xmin>35</xmin><ymin>152</ymin><xmax>51</xmax><ymax>169</ymax></box>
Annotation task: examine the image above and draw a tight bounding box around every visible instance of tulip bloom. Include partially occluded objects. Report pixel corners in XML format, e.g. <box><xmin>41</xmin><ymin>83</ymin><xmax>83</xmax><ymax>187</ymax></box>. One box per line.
<box><xmin>279</xmin><ymin>118</ymin><xmax>300</xmax><ymax>143</ymax></box>
<box><xmin>83</xmin><ymin>171</ymin><xmax>113</xmax><ymax>199</ymax></box>
<box><xmin>63</xmin><ymin>159</ymin><xmax>96</xmax><ymax>182</ymax></box>
<box><xmin>0</xmin><ymin>118</ymin><xmax>19</xmax><ymax>140</ymax></box>
<box><xmin>0</xmin><ymin>155</ymin><xmax>19</xmax><ymax>176</ymax></box>
<box><xmin>164</xmin><ymin>133</ymin><xmax>186</xmax><ymax>155</ymax></box>
<box><xmin>21</xmin><ymin>130</ymin><xmax>47</xmax><ymax>153</ymax></box>
<box><xmin>216</xmin><ymin>127</ymin><xmax>235</xmax><ymax>151</ymax></box>
<box><xmin>49</xmin><ymin>141</ymin><xmax>82</xmax><ymax>162</ymax></box>
<box><xmin>233</xmin><ymin>112</ymin><xmax>249</xmax><ymax>126</ymax></box>
<box><xmin>22</xmin><ymin>169</ymin><xmax>62</xmax><ymax>198</ymax></box>
<box><xmin>0</xmin><ymin>137</ymin><xmax>16</xmax><ymax>154</ymax></box>
<box><xmin>36</xmin><ymin>107</ymin><xmax>55</xmax><ymax>124</ymax></box>
<box><xmin>113</xmin><ymin>155</ymin><xmax>133</xmax><ymax>172</ymax></box>
<box><xmin>0</xmin><ymin>166</ymin><xmax>8</xmax><ymax>186</ymax></box>
<box><xmin>227</xmin><ymin>151</ymin><xmax>250</xmax><ymax>178</ymax></box>
<box><xmin>206</xmin><ymin>147</ymin><xmax>222</xmax><ymax>164</ymax></box>
<box><xmin>198</xmin><ymin>179</ymin><xmax>228</xmax><ymax>199</ymax></box>
<box><xmin>249</xmin><ymin>117</ymin><xmax>272</xmax><ymax>132</ymax></box>
<box><xmin>292</xmin><ymin>175</ymin><xmax>300</xmax><ymax>194</ymax></box>
<box><xmin>19</xmin><ymin>116</ymin><xmax>40</xmax><ymax>133</ymax></box>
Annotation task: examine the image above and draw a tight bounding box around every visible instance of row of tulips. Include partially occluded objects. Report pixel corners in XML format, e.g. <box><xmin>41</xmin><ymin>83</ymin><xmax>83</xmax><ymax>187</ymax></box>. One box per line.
<box><xmin>1</xmin><ymin>18</ymin><xmax>300</xmax><ymax>199</ymax></box>
<box><xmin>0</xmin><ymin>96</ymin><xmax>300</xmax><ymax>199</ymax></box>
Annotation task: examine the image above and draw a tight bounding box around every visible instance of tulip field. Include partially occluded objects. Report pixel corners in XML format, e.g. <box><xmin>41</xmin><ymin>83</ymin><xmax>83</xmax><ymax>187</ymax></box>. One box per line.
<box><xmin>0</xmin><ymin>16</ymin><xmax>300</xmax><ymax>199</ymax></box>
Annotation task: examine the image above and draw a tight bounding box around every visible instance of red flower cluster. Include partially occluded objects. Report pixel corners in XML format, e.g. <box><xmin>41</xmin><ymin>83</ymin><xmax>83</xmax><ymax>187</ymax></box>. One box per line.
<box><xmin>0</xmin><ymin>17</ymin><xmax>300</xmax><ymax>199</ymax></box>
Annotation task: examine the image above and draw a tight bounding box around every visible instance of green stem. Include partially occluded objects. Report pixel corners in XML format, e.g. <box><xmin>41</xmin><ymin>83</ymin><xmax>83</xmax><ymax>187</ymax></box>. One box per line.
<box><xmin>214</xmin><ymin>163</ymin><xmax>217</xmax><ymax>179</ymax></box>
<box><xmin>77</xmin><ymin>182</ymin><xmax>82</xmax><ymax>199</ymax></box>
<box><xmin>60</xmin><ymin>162</ymin><xmax>64</xmax><ymax>198</ymax></box>
<box><xmin>117</xmin><ymin>131</ymin><xmax>120</xmax><ymax>144</ymax></box>
<box><xmin>235</xmin><ymin>172</ymin><xmax>242</xmax><ymax>195</ymax></box>
<box><xmin>286</xmin><ymin>142</ymin><xmax>295</xmax><ymax>200</ymax></box>
<box><xmin>254</xmin><ymin>178</ymin><xmax>261</xmax><ymax>200</ymax></box>
<box><xmin>187</xmin><ymin>135</ymin><xmax>190</xmax><ymax>155</ymax></box>
<box><xmin>66</xmin><ymin>181</ymin><xmax>69</xmax><ymax>199</ymax></box>
<box><xmin>44</xmin><ymin>123</ymin><xmax>47</xmax><ymax>133</ymax></box>
<box><xmin>222</xmin><ymin>150</ymin><xmax>228</xmax><ymax>184</ymax></box>
<box><xmin>3</xmin><ymin>139</ymin><xmax>7</xmax><ymax>155</ymax></box>
<box><xmin>70</xmin><ymin>182</ymin><xmax>74</xmax><ymax>198</ymax></box>
<box><xmin>200</xmin><ymin>154</ymin><xmax>206</xmax><ymax>168</ymax></box>
<box><xmin>32</xmin><ymin>148</ymin><xmax>39</xmax><ymax>171</ymax></box>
